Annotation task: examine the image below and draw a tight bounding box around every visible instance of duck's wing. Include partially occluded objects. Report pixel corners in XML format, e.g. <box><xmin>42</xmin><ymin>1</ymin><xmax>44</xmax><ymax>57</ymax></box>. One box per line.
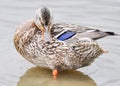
<box><xmin>14</xmin><ymin>20</ymin><xmax>38</xmax><ymax>56</ymax></box>
<box><xmin>52</xmin><ymin>23</ymin><xmax>116</xmax><ymax>40</ymax></box>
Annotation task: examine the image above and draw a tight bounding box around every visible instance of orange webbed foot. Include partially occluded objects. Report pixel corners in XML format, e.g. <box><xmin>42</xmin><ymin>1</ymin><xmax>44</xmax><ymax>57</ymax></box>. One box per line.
<box><xmin>52</xmin><ymin>69</ymin><xmax>58</xmax><ymax>80</ymax></box>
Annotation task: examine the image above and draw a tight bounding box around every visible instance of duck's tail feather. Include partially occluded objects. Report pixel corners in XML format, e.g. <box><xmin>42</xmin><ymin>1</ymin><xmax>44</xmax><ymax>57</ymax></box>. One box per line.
<box><xmin>88</xmin><ymin>30</ymin><xmax>119</xmax><ymax>40</ymax></box>
<box><xmin>105</xmin><ymin>31</ymin><xmax>120</xmax><ymax>36</ymax></box>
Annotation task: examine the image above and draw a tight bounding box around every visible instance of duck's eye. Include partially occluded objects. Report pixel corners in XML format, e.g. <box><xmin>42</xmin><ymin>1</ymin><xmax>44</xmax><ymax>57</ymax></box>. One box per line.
<box><xmin>39</xmin><ymin>18</ymin><xmax>45</xmax><ymax>26</ymax></box>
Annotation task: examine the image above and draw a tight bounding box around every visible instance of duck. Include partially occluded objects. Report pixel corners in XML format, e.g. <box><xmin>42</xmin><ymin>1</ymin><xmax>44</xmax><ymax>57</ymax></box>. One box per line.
<box><xmin>14</xmin><ymin>7</ymin><xmax>118</xmax><ymax>79</ymax></box>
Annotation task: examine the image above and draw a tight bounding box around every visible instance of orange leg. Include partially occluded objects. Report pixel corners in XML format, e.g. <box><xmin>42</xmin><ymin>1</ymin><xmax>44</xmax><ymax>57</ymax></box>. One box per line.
<box><xmin>52</xmin><ymin>69</ymin><xmax>58</xmax><ymax>80</ymax></box>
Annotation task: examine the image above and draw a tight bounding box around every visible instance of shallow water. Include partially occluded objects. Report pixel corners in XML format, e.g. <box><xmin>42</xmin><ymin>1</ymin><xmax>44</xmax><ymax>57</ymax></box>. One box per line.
<box><xmin>18</xmin><ymin>67</ymin><xmax>96</xmax><ymax>86</ymax></box>
<box><xmin>0</xmin><ymin>0</ymin><xmax>120</xmax><ymax>86</ymax></box>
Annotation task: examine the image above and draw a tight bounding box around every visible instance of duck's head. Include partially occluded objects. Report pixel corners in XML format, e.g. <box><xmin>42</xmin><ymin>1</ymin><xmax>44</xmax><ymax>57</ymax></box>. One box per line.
<box><xmin>34</xmin><ymin>7</ymin><xmax>53</xmax><ymax>42</ymax></box>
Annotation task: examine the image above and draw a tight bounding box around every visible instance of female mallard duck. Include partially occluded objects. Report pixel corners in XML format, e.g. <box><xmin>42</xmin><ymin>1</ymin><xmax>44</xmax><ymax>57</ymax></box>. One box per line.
<box><xmin>14</xmin><ymin>7</ymin><xmax>118</xmax><ymax>79</ymax></box>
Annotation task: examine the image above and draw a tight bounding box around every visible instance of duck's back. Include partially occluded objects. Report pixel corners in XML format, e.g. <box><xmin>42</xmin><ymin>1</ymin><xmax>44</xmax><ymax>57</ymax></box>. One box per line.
<box><xmin>52</xmin><ymin>23</ymin><xmax>115</xmax><ymax>41</ymax></box>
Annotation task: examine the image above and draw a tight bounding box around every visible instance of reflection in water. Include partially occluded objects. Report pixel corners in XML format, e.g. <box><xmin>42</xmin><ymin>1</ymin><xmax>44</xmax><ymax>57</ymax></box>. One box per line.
<box><xmin>18</xmin><ymin>67</ymin><xmax>96</xmax><ymax>86</ymax></box>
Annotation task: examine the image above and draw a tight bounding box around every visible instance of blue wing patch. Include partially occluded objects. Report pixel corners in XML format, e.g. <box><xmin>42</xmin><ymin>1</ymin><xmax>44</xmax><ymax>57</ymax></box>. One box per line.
<box><xmin>57</xmin><ymin>30</ymin><xmax>76</xmax><ymax>41</ymax></box>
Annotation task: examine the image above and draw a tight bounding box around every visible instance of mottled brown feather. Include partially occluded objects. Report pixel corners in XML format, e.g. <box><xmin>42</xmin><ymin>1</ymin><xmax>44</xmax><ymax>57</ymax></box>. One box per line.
<box><xmin>14</xmin><ymin>20</ymin><xmax>38</xmax><ymax>57</ymax></box>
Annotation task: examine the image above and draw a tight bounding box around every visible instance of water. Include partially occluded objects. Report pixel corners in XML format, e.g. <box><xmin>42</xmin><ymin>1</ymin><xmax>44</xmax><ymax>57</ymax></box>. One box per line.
<box><xmin>0</xmin><ymin>0</ymin><xmax>120</xmax><ymax>86</ymax></box>
<box><xmin>18</xmin><ymin>67</ymin><xmax>96</xmax><ymax>86</ymax></box>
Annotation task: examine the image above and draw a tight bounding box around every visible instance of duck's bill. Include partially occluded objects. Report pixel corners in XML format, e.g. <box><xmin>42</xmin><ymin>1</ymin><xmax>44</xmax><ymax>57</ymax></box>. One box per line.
<box><xmin>43</xmin><ymin>26</ymin><xmax>52</xmax><ymax>42</ymax></box>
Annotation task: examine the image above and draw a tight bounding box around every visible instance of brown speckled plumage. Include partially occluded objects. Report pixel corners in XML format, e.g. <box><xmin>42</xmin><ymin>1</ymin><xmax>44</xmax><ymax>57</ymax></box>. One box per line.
<box><xmin>14</xmin><ymin>7</ymin><xmax>116</xmax><ymax>71</ymax></box>
<box><xmin>14</xmin><ymin>20</ymin><xmax>106</xmax><ymax>70</ymax></box>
